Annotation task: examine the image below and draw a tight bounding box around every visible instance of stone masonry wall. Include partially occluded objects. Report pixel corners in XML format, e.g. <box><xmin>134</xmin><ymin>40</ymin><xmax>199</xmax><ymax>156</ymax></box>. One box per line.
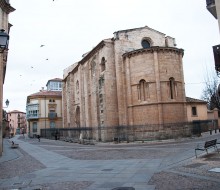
<box><xmin>63</xmin><ymin>26</ymin><xmax>187</xmax><ymax>141</ymax></box>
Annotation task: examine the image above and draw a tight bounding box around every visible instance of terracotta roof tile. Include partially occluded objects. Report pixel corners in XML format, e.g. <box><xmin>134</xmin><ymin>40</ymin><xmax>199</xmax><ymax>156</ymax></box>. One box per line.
<box><xmin>186</xmin><ymin>97</ymin><xmax>207</xmax><ymax>103</ymax></box>
<box><xmin>28</xmin><ymin>90</ymin><xmax>62</xmax><ymax>98</ymax></box>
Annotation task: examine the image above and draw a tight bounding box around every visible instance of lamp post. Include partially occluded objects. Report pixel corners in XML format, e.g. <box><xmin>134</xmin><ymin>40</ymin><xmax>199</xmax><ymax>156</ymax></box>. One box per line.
<box><xmin>0</xmin><ymin>29</ymin><xmax>10</xmax><ymax>156</ymax></box>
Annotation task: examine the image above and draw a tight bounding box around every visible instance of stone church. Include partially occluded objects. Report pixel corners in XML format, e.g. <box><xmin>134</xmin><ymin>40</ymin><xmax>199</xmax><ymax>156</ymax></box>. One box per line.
<box><xmin>62</xmin><ymin>26</ymin><xmax>187</xmax><ymax>141</ymax></box>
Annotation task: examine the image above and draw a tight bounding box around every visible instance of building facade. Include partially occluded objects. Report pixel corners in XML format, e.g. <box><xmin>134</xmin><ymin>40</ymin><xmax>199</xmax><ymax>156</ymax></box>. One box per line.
<box><xmin>206</xmin><ymin>0</ymin><xmax>220</xmax><ymax>74</ymax></box>
<box><xmin>63</xmin><ymin>26</ymin><xmax>187</xmax><ymax>141</ymax></box>
<box><xmin>0</xmin><ymin>0</ymin><xmax>15</xmax><ymax>156</ymax></box>
<box><xmin>186</xmin><ymin>97</ymin><xmax>208</xmax><ymax>122</ymax></box>
<box><xmin>26</xmin><ymin>78</ymin><xmax>63</xmax><ymax>137</ymax></box>
<box><xmin>7</xmin><ymin>110</ymin><xmax>26</xmax><ymax>136</ymax></box>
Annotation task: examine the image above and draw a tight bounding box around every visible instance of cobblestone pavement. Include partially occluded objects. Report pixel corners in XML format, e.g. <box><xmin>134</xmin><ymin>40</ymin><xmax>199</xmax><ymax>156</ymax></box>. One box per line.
<box><xmin>0</xmin><ymin>132</ymin><xmax>220</xmax><ymax>190</ymax></box>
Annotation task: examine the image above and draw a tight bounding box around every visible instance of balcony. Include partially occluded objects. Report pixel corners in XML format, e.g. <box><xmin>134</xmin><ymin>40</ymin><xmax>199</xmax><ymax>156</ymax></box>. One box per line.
<box><xmin>48</xmin><ymin>112</ymin><xmax>57</xmax><ymax>119</ymax></box>
<box><xmin>26</xmin><ymin>113</ymin><xmax>39</xmax><ymax>119</ymax></box>
<box><xmin>206</xmin><ymin>0</ymin><xmax>217</xmax><ymax>19</ymax></box>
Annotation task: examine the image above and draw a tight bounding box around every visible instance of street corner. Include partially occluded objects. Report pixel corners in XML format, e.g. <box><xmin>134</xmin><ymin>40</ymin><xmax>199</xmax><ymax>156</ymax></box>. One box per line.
<box><xmin>147</xmin><ymin>151</ymin><xmax>220</xmax><ymax>189</ymax></box>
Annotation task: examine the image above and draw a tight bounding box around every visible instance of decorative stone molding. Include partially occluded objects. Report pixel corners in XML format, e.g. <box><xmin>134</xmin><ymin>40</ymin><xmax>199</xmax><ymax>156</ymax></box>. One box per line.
<box><xmin>122</xmin><ymin>46</ymin><xmax>184</xmax><ymax>58</ymax></box>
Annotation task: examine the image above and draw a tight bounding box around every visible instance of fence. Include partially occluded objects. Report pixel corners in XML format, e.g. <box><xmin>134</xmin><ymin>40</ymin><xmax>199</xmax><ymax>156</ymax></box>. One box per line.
<box><xmin>40</xmin><ymin>120</ymin><xmax>218</xmax><ymax>142</ymax></box>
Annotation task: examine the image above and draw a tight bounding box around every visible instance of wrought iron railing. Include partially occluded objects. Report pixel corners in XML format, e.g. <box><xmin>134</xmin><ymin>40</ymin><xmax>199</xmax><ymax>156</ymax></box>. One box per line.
<box><xmin>40</xmin><ymin>120</ymin><xmax>217</xmax><ymax>141</ymax></box>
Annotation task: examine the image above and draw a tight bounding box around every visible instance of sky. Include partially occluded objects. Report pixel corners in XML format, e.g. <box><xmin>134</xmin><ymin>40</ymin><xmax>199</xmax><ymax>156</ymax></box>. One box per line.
<box><xmin>3</xmin><ymin>0</ymin><xmax>220</xmax><ymax>112</ymax></box>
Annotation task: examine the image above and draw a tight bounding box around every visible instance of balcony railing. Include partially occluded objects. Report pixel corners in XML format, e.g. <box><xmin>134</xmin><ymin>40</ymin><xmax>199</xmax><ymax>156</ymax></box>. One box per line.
<box><xmin>26</xmin><ymin>113</ymin><xmax>39</xmax><ymax>119</ymax></box>
<box><xmin>48</xmin><ymin>112</ymin><xmax>57</xmax><ymax>119</ymax></box>
<box><xmin>206</xmin><ymin>0</ymin><xmax>215</xmax><ymax>6</ymax></box>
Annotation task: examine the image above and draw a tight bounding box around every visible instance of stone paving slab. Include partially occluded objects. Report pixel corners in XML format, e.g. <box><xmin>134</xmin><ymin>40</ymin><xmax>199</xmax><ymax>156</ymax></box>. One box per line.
<box><xmin>1</xmin><ymin>133</ymin><xmax>220</xmax><ymax>190</ymax></box>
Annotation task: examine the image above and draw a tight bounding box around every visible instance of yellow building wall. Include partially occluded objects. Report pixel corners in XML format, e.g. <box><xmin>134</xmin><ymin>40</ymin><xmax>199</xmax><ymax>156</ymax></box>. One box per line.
<box><xmin>187</xmin><ymin>103</ymin><xmax>208</xmax><ymax>122</ymax></box>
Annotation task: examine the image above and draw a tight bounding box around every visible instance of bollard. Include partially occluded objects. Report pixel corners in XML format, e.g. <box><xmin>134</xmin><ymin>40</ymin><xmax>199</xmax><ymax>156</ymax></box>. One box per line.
<box><xmin>209</xmin><ymin>130</ymin><xmax>212</xmax><ymax>135</ymax></box>
<box><xmin>215</xmin><ymin>129</ymin><xmax>217</xmax><ymax>133</ymax></box>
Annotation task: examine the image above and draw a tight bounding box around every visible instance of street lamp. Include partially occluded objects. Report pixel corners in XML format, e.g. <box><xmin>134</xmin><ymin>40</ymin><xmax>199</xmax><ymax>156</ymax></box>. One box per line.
<box><xmin>0</xmin><ymin>29</ymin><xmax>9</xmax><ymax>53</ymax></box>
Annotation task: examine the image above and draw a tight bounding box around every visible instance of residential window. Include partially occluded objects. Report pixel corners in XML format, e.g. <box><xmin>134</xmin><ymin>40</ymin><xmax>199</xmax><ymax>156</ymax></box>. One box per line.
<box><xmin>48</xmin><ymin>81</ymin><xmax>62</xmax><ymax>91</ymax></box>
<box><xmin>50</xmin><ymin>121</ymin><xmax>55</xmax><ymax>128</ymax></box>
<box><xmin>33</xmin><ymin>122</ymin><xmax>37</xmax><ymax>133</ymax></box>
<box><xmin>192</xmin><ymin>107</ymin><xmax>197</xmax><ymax>116</ymax></box>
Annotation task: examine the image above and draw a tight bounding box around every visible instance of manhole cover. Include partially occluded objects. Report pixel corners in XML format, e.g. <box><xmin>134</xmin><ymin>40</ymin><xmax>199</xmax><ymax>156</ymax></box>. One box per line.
<box><xmin>112</xmin><ymin>188</ymin><xmax>135</xmax><ymax>190</ymax></box>
<box><xmin>184</xmin><ymin>163</ymin><xmax>206</xmax><ymax>168</ymax></box>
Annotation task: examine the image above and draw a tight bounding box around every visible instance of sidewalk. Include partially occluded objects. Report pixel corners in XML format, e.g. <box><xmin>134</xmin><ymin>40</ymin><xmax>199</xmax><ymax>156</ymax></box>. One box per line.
<box><xmin>0</xmin><ymin>137</ymin><xmax>20</xmax><ymax>163</ymax></box>
<box><xmin>0</xmin><ymin>133</ymin><xmax>220</xmax><ymax>190</ymax></box>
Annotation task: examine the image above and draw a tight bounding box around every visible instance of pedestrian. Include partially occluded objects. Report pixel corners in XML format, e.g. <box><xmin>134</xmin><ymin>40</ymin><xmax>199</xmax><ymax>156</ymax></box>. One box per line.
<box><xmin>37</xmin><ymin>134</ymin><xmax>40</xmax><ymax>142</ymax></box>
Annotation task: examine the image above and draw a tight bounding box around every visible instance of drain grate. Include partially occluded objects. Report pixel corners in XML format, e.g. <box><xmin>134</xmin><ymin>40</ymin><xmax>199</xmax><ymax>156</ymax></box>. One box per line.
<box><xmin>184</xmin><ymin>163</ymin><xmax>206</xmax><ymax>168</ymax></box>
<box><xmin>13</xmin><ymin>182</ymin><xmax>24</xmax><ymax>185</ymax></box>
<box><xmin>12</xmin><ymin>180</ymin><xmax>32</xmax><ymax>187</ymax></box>
<box><xmin>102</xmin><ymin>169</ymin><xmax>113</xmax><ymax>171</ymax></box>
<box><xmin>112</xmin><ymin>187</ymin><xmax>135</xmax><ymax>190</ymax></box>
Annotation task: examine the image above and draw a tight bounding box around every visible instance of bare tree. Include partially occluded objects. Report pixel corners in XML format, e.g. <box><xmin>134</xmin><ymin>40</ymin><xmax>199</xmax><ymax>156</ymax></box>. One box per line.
<box><xmin>201</xmin><ymin>69</ymin><xmax>220</xmax><ymax>110</ymax></box>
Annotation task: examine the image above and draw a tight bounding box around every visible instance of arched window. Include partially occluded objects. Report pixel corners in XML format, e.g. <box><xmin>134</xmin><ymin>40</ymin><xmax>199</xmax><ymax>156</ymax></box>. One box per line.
<box><xmin>138</xmin><ymin>79</ymin><xmax>149</xmax><ymax>101</ymax></box>
<box><xmin>76</xmin><ymin>80</ymin><xmax>79</xmax><ymax>92</ymax></box>
<box><xmin>100</xmin><ymin>57</ymin><xmax>106</xmax><ymax>72</ymax></box>
<box><xmin>75</xmin><ymin>106</ymin><xmax>80</xmax><ymax>128</ymax></box>
<box><xmin>169</xmin><ymin>77</ymin><xmax>176</xmax><ymax>99</ymax></box>
<box><xmin>91</xmin><ymin>61</ymin><xmax>96</xmax><ymax>76</ymax></box>
<box><xmin>141</xmin><ymin>39</ymin><xmax>151</xmax><ymax>49</ymax></box>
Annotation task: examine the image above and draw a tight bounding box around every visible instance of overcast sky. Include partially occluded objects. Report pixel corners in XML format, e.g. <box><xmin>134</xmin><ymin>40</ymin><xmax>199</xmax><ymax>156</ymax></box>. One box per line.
<box><xmin>3</xmin><ymin>0</ymin><xmax>219</xmax><ymax>112</ymax></box>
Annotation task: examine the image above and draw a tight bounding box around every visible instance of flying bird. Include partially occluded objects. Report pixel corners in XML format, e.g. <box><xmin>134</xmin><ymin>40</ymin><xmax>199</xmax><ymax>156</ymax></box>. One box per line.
<box><xmin>40</xmin><ymin>45</ymin><xmax>45</xmax><ymax>47</ymax></box>
<box><xmin>46</xmin><ymin>58</ymin><xmax>49</xmax><ymax>60</ymax></box>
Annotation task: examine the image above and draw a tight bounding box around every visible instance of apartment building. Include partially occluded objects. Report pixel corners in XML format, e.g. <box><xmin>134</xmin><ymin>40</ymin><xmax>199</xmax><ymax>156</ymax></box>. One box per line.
<box><xmin>26</xmin><ymin>78</ymin><xmax>63</xmax><ymax>137</ymax></box>
<box><xmin>7</xmin><ymin>110</ymin><xmax>26</xmax><ymax>136</ymax></box>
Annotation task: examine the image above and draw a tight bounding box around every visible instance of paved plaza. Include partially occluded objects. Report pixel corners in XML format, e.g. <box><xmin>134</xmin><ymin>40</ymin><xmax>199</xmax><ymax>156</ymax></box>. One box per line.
<box><xmin>0</xmin><ymin>132</ymin><xmax>220</xmax><ymax>190</ymax></box>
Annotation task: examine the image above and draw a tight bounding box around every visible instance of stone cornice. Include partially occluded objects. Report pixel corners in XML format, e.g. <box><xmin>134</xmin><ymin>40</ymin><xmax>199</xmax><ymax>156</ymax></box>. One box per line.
<box><xmin>123</xmin><ymin>46</ymin><xmax>184</xmax><ymax>58</ymax></box>
<box><xmin>79</xmin><ymin>40</ymin><xmax>105</xmax><ymax>65</ymax></box>
<box><xmin>0</xmin><ymin>0</ymin><xmax>15</xmax><ymax>14</ymax></box>
<box><xmin>128</xmin><ymin>101</ymin><xmax>187</xmax><ymax>108</ymax></box>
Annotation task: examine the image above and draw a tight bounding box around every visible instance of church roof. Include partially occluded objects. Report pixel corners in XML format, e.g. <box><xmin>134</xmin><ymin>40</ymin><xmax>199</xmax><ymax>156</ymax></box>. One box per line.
<box><xmin>186</xmin><ymin>97</ymin><xmax>207</xmax><ymax>104</ymax></box>
<box><xmin>113</xmin><ymin>25</ymin><xmax>166</xmax><ymax>36</ymax></box>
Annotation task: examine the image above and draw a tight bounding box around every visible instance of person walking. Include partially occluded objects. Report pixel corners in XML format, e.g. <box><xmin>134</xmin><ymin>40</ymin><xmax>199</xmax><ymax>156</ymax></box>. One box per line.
<box><xmin>37</xmin><ymin>134</ymin><xmax>40</xmax><ymax>142</ymax></box>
